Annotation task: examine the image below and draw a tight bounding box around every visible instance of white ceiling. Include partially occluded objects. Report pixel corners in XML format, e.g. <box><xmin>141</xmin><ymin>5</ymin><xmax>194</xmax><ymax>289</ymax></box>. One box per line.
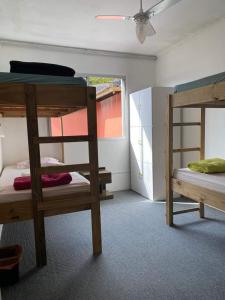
<box><xmin>0</xmin><ymin>0</ymin><xmax>225</xmax><ymax>55</ymax></box>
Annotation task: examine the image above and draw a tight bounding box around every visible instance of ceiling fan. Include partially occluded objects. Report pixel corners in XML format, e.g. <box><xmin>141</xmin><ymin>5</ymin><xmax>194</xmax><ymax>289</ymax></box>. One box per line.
<box><xmin>95</xmin><ymin>0</ymin><xmax>181</xmax><ymax>44</ymax></box>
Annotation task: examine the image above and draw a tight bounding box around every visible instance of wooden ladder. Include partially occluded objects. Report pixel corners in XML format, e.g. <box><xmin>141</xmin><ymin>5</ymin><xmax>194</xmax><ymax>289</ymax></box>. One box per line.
<box><xmin>166</xmin><ymin>94</ymin><xmax>205</xmax><ymax>226</ymax></box>
<box><xmin>25</xmin><ymin>85</ymin><xmax>102</xmax><ymax>267</ymax></box>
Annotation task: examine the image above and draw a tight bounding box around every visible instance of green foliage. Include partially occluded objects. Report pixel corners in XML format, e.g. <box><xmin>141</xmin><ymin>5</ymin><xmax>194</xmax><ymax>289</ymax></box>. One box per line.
<box><xmin>87</xmin><ymin>76</ymin><xmax>116</xmax><ymax>86</ymax></box>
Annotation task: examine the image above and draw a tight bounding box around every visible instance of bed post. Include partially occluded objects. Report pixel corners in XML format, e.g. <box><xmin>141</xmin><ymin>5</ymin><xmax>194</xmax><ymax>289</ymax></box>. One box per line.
<box><xmin>87</xmin><ymin>88</ymin><xmax>102</xmax><ymax>255</ymax></box>
<box><xmin>199</xmin><ymin>107</ymin><xmax>205</xmax><ymax>218</ymax></box>
<box><xmin>166</xmin><ymin>95</ymin><xmax>174</xmax><ymax>226</ymax></box>
<box><xmin>25</xmin><ymin>84</ymin><xmax>47</xmax><ymax>267</ymax></box>
<box><xmin>60</xmin><ymin>117</ymin><xmax>65</xmax><ymax>163</ymax></box>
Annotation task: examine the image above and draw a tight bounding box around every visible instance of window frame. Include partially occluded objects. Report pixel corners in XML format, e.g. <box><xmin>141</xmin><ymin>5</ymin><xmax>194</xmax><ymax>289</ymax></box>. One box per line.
<box><xmin>49</xmin><ymin>73</ymin><xmax>127</xmax><ymax>141</ymax></box>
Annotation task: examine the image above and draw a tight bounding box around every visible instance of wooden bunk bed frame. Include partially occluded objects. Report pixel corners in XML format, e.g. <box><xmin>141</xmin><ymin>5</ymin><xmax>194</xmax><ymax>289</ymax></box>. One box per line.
<box><xmin>166</xmin><ymin>80</ymin><xmax>225</xmax><ymax>226</ymax></box>
<box><xmin>0</xmin><ymin>82</ymin><xmax>102</xmax><ymax>266</ymax></box>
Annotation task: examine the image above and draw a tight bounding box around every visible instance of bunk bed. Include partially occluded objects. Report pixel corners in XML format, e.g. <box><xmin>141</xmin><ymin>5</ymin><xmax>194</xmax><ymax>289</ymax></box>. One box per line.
<box><xmin>166</xmin><ymin>72</ymin><xmax>225</xmax><ymax>226</ymax></box>
<box><xmin>0</xmin><ymin>72</ymin><xmax>102</xmax><ymax>266</ymax></box>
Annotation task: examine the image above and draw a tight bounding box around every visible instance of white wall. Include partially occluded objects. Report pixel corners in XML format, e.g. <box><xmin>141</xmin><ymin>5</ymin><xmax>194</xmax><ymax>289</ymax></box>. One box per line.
<box><xmin>1</xmin><ymin>118</ymin><xmax>62</xmax><ymax>166</ymax></box>
<box><xmin>0</xmin><ymin>41</ymin><xmax>156</xmax><ymax>191</ymax></box>
<box><xmin>156</xmin><ymin>18</ymin><xmax>225</xmax><ymax>166</ymax></box>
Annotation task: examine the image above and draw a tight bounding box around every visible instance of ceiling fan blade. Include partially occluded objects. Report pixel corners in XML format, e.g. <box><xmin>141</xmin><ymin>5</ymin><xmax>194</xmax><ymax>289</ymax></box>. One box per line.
<box><xmin>145</xmin><ymin>0</ymin><xmax>182</xmax><ymax>16</ymax></box>
<box><xmin>145</xmin><ymin>21</ymin><xmax>156</xmax><ymax>36</ymax></box>
<box><xmin>136</xmin><ymin>20</ymin><xmax>156</xmax><ymax>44</ymax></box>
<box><xmin>136</xmin><ymin>22</ymin><xmax>146</xmax><ymax>44</ymax></box>
<box><xmin>95</xmin><ymin>15</ymin><xmax>132</xmax><ymax>21</ymax></box>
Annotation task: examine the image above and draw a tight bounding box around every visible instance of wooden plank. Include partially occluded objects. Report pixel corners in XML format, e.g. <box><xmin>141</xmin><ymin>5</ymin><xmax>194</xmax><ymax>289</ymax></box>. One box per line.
<box><xmin>34</xmin><ymin>135</ymin><xmax>91</xmax><ymax>144</ymax></box>
<box><xmin>38</xmin><ymin>163</ymin><xmax>90</xmax><ymax>175</ymax></box>
<box><xmin>0</xmin><ymin>84</ymin><xmax>97</xmax><ymax>118</ymax></box>
<box><xmin>200</xmin><ymin>108</ymin><xmax>206</xmax><ymax>160</ymax></box>
<box><xmin>0</xmin><ymin>83</ymin><xmax>26</xmax><ymax>105</ymax></box>
<box><xmin>97</xmin><ymin>86</ymin><xmax>121</xmax><ymax>102</ymax></box>
<box><xmin>199</xmin><ymin>108</ymin><xmax>206</xmax><ymax>218</ymax></box>
<box><xmin>173</xmin><ymin>208</ymin><xmax>200</xmax><ymax>215</ymax></box>
<box><xmin>0</xmin><ymin>104</ymin><xmax>82</xmax><ymax>117</ymax></box>
<box><xmin>214</xmin><ymin>80</ymin><xmax>225</xmax><ymax>100</ymax></box>
<box><xmin>80</xmin><ymin>169</ymin><xmax>112</xmax><ymax>184</ymax></box>
<box><xmin>187</xmin><ymin>101</ymin><xmax>225</xmax><ymax>108</ymax></box>
<box><xmin>39</xmin><ymin>192</ymin><xmax>95</xmax><ymax>211</ymax></box>
<box><xmin>45</xmin><ymin>204</ymin><xmax>91</xmax><ymax>218</ymax></box>
<box><xmin>25</xmin><ymin>84</ymin><xmax>47</xmax><ymax>267</ymax></box>
<box><xmin>173</xmin><ymin>122</ymin><xmax>201</xmax><ymax>126</ymax></box>
<box><xmin>172</xmin><ymin>81</ymin><xmax>225</xmax><ymax>108</ymax></box>
<box><xmin>173</xmin><ymin>178</ymin><xmax>225</xmax><ymax>212</ymax></box>
<box><xmin>0</xmin><ymin>200</ymin><xmax>91</xmax><ymax>224</ymax></box>
<box><xmin>166</xmin><ymin>95</ymin><xmax>174</xmax><ymax>226</ymax></box>
<box><xmin>35</xmin><ymin>85</ymin><xmax>92</xmax><ymax>107</ymax></box>
<box><xmin>0</xmin><ymin>200</ymin><xmax>33</xmax><ymax>223</ymax></box>
<box><xmin>60</xmin><ymin>117</ymin><xmax>65</xmax><ymax>163</ymax></box>
<box><xmin>87</xmin><ymin>88</ymin><xmax>102</xmax><ymax>256</ymax></box>
<box><xmin>173</xmin><ymin>147</ymin><xmax>200</xmax><ymax>153</ymax></box>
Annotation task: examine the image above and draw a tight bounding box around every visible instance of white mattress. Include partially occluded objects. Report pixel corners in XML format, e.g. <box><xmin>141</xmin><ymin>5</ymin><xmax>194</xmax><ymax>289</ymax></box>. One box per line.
<box><xmin>174</xmin><ymin>168</ymin><xmax>225</xmax><ymax>194</ymax></box>
<box><xmin>0</xmin><ymin>165</ymin><xmax>90</xmax><ymax>203</ymax></box>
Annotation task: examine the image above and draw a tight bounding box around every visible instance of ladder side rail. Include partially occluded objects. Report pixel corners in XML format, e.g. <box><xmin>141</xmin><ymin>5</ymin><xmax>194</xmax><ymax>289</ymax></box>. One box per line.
<box><xmin>166</xmin><ymin>95</ymin><xmax>174</xmax><ymax>226</ymax></box>
<box><xmin>199</xmin><ymin>107</ymin><xmax>206</xmax><ymax>217</ymax></box>
<box><xmin>25</xmin><ymin>84</ymin><xmax>47</xmax><ymax>267</ymax></box>
<box><xmin>87</xmin><ymin>88</ymin><xmax>102</xmax><ymax>255</ymax></box>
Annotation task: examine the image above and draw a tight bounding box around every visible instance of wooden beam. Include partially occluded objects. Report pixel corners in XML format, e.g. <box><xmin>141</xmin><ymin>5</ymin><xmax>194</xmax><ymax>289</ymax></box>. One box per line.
<box><xmin>38</xmin><ymin>163</ymin><xmax>90</xmax><ymax>175</ymax></box>
<box><xmin>166</xmin><ymin>95</ymin><xmax>174</xmax><ymax>226</ymax></box>
<box><xmin>35</xmin><ymin>135</ymin><xmax>91</xmax><ymax>144</ymax></box>
<box><xmin>173</xmin><ymin>122</ymin><xmax>201</xmax><ymax>126</ymax></box>
<box><xmin>35</xmin><ymin>85</ymin><xmax>90</xmax><ymax>107</ymax></box>
<box><xmin>173</xmin><ymin>147</ymin><xmax>200</xmax><ymax>153</ymax></box>
<box><xmin>0</xmin><ymin>199</ymin><xmax>91</xmax><ymax>224</ymax></box>
<box><xmin>173</xmin><ymin>178</ymin><xmax>225</xmax><ymax>211</ymax></box>
<box><xmin>173</xmin><ymin>208</ymin><xmax>200</xmax><ymax>215</ymax></box>
<box><xmin>172</xmin><ymin>81</ymin><xmax>225</xmax><ymax>108</ymax></box>
<box><xmin>25</xmin><ymin>84</ymin><xmax>47</xmax><ymax>267</ymax></box>
<box><xmin>39</xmin><ymin>192</ymin><xmax>94</xmax><ymax>211</ymax></box>
<box><xmin>87</xmin><ymin>88</ymin><xmax>102</xmax><ymax>256</ymax></box>
<box><xmin>199</xmin><ymin>108</ymin><xmax>206</xmax><ymax>218</ymax></box>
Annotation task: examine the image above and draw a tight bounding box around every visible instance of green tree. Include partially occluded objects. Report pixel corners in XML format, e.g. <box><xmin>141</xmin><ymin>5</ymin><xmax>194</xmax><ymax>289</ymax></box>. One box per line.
<box><xmin>87</xmin><ymin>77</ymin><xmax>116</xmax><ymax>86</ymax></box>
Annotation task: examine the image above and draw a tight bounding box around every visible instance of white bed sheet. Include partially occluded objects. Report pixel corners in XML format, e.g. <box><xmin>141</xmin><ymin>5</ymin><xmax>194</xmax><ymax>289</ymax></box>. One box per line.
<box><xmin>174</xmin><ymin>168</ymin><xmax>225</xmax><ymax>194</ymax></box>
<box><xmin>0</xmin><ymin>165</ymin><xmax>89</xmax><ymax>203</ymax></box>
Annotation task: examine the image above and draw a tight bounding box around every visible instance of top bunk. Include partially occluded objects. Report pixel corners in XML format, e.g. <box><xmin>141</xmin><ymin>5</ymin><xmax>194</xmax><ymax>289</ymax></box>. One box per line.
<box><xmin>0</xmin><ymin>72</ymin><xmax>95</xmax><ymax>117</ymax></box>
<box><xmin>171</xmin><ymin>71</ymin><xmax>225</xmax><ymax>108</ymax></box>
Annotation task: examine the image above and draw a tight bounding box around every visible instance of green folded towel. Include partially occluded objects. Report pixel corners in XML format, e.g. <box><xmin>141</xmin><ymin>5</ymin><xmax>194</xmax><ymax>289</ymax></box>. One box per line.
<box><xmin>187</xmin><ymin>158</ymin><xmax>225</xmax><ymax>174</ymax></box>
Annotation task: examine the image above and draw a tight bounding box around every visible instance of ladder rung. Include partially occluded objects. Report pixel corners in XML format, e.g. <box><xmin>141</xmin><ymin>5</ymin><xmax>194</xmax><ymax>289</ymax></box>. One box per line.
<box><xmin>38</xmin><ymin>163</ymin><xmax>90</xmax><ymax>175</ymax></box>
<box><xmin>173</xmin><ymin>122</ymin><xmax>201</xmax><ymax>127</ymax></box>
<box><xmin>173</xmin><ymin>208</ymin><xmax>200</xmax><ymax>215</ymax></box>
<box><xmin>173</xmin><ymin>147</ymin><xmax>201</xmax><ymax>153</ymax></box>
<box><xmin>34</xmin><ymin>135</ymin><xmax>91</xmax><ymax>144</ymax></box>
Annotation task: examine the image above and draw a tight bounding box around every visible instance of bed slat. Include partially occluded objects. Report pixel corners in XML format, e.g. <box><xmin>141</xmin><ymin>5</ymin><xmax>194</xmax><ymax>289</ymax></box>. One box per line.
<box><xmin>173</xmin><ymin>122</ymin><xmax>201</xmax><ymax>126</ymax></box>
<box><xmin>35</xmin><ymin>135</ymin><xmax>92</xmax><ymax>144</ymax></box>
<box><xmin>173</xmin><ymin>147</ymin><xmax>200</xmax><ymax>153</ymax></box>
<box><xmin>38</xmin><ymin>163</ymin><xmax>90</xmax><ymax>175</ymax></box>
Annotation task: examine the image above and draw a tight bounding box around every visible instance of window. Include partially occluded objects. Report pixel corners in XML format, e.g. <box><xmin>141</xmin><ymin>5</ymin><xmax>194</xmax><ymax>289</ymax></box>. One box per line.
<box><xmin>50</xmin><ymin>76</ymin><xmax>123</xmax><ymax>138</ymax></box>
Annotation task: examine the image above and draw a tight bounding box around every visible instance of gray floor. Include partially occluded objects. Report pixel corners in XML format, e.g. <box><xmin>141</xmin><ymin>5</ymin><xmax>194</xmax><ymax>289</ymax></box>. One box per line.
<box><xmin>2</xmin><ymin>190</ymin><xmax>225</xmax><ymax>300</ymax></box>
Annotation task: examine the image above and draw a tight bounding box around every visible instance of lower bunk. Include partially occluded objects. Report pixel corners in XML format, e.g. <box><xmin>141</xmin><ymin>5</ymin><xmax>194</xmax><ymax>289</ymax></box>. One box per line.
<box><xmin>0</xmin><ymin>164</ymin><xmax>93</xmax><ymax>223</ymax></box>
<box><xmin>169</xmin><ymin>168</ymin><xmax>225</xmax><ymax>224</ymax></box>
<box><xmin>0</xmin><ymin>165</ymin><xmax>102</xmax><ymax>266</ymax></box>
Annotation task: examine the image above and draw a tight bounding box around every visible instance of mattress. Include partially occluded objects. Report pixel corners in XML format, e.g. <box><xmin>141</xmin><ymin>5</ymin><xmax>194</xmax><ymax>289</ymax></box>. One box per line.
<box><xmin>174</xmin><ymin>168</ymin><xmax>225</xmax><ymax>194</ymax></box>
<box><xmin>0</xmin><ymin>165</ymin><xmax>89</xmax><ymax>203</ymax></box>
<box><xmin>0</xmin><ymin>72</ymin><xmax>86</xmax><ymax>86</ymax></box>
<box><xmin>175</xmin><ymin>72</ymin><xmax>225</xmax><ymax>93</ymax></box>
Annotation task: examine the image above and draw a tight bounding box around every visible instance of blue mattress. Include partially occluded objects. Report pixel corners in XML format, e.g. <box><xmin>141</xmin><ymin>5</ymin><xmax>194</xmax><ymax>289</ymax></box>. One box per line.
<box><xmin>175</xmin><ymin>72</ymin><xmax>225</xmax><ymax>93</ymax></box>
<box><xmin>0</xmin><ymin>72</ymin><xmax>87</xmax><ymax>86</ymax></box>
